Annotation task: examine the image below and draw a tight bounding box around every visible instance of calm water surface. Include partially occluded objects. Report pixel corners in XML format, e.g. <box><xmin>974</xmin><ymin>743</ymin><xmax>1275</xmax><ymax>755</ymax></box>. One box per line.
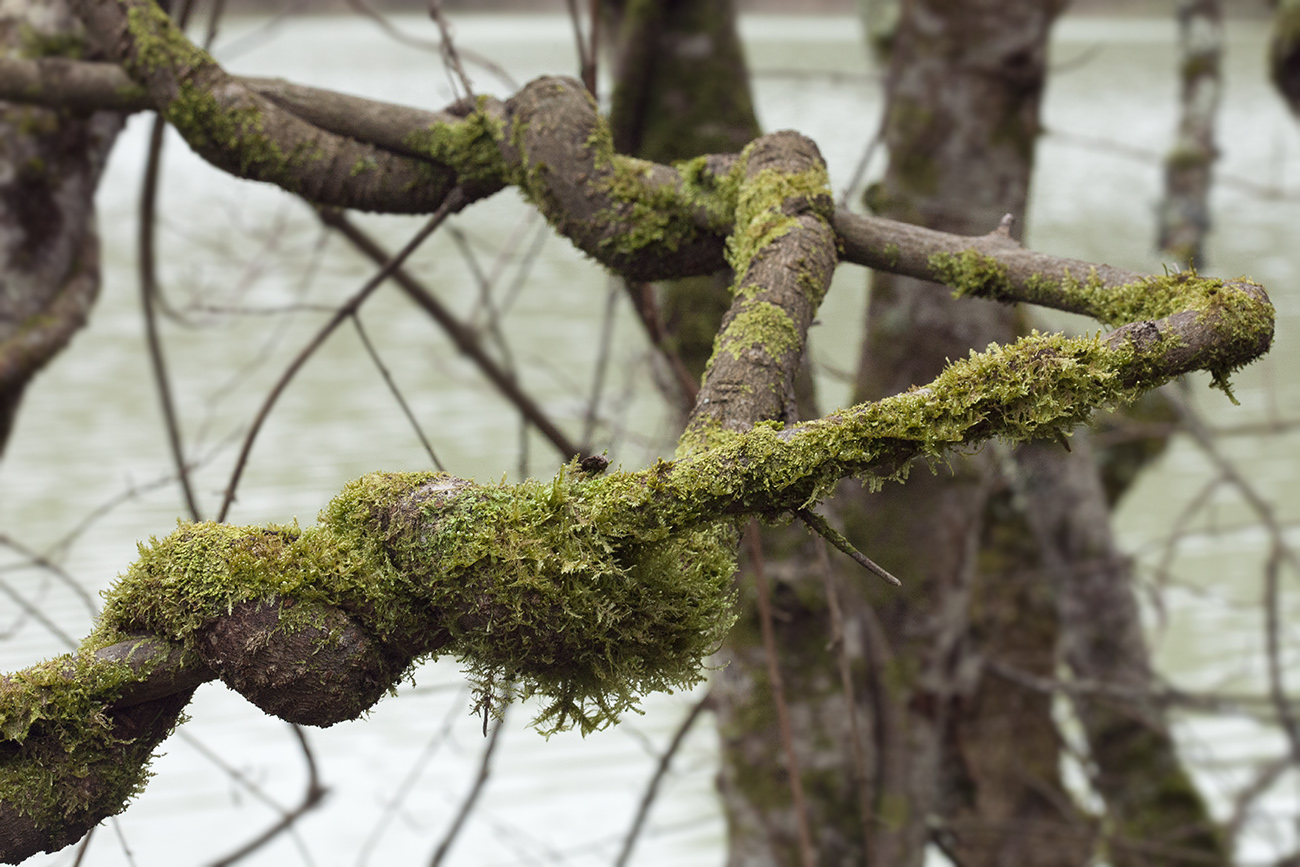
<box><xmin>2</xmin><ymin>12</ymin><xmax>1299</xmax><ymax>866</ymax></box>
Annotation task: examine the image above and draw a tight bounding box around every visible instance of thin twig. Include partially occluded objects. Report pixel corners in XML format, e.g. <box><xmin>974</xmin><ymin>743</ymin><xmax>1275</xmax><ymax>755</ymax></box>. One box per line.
<box><xmin>624</xmin><ymin>280</ymin><xmax>698</xmax><ymax>409</ymax></box>
<box><xmin>207</xmin><ymin>724</ymin><xmax>327</xmax><ymax>867</ymax></box>
<box><xmin>427</xmin><ymin>0</ymin><xmax>474</xmax><ymax>100</ymax></box>
<box><xmin>813</xmin><ymin>536</ymin><xmax>874</xmax><ymax>857</ymax></box>
<box><xmin>355</xmin><ymin>689</ymin><xmax>468</xmax><ymax>867</ymax></box>
<box><xmin>0</xmin><ymin>533</ymin><xmax>97</xmax><ymax>617</ymax></box>
<box><xmin>747</xmin><ymin>524</ymin><xmax>816</xmax><ymax>867</ymax></box>
<box><xmin>139</xmin><ymin>113</ymin><xmax>201</xmax><ymax>521</ymax></box>
<box><xmin>316</xmin><ymin>208</ymin><xmax>579</xmax><ymax>460</ymax></box>
<box><xmin>70</xmin><ymin>826</ymin><xmax>94</xmax><ymax>866</ymax></box>
<box><xmin>613</xmin><ymin>694</ymin><xmax>710</xmax><ymax>867</ymax></box>
<box><xmin>449</xmin><ymin>225</ymin><xmax>515</xmax><ymax>371</ymax></box>
<box><xmin>217</xmin><ymin>192</ymin><xmax>465</xmax><ymax>522</ymax></box>
<box><xmin>565</xmin><ymin>0</ymin><xmax>591</xmax><ymax>95</ymax></box>
<box><xmin>428</xmin><ymin>706</ymin><xmax>507</xmax><ymax>867</ymax></box>
<box><xmin>350</xmin><ymin>316</ymin><xmax>445</xmax><ymax>471</ymax></box>
<box><xmin>797</xmin><ymin>508</ymin><xmax>900</xmax><ymax>585</ymax></box>
<box><xmin>0</xmin><ymin>576</ymin><xmax>78</xmax><ymax>647</ymax></box>
<box><xmin>580</xmin><ymin>279</ymin><xmax>620</xmax><ymax>452</ymax></box>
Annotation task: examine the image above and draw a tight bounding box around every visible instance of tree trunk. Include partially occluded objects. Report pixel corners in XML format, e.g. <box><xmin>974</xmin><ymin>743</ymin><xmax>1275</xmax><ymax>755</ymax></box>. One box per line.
<box><xmin>0</xmin><ymin>0</ymin><xmax>124</xmax><ymax>457</ymax></box>
<box><xmin>1158</xmin><ymin>0</ymin><xmax>1222</xmax><ymax>269</ymax></box>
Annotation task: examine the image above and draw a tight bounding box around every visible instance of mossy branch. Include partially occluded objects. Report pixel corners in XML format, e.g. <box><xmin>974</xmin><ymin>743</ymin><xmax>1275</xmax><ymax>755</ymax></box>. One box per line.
<box><xmin>0</xmin><ymin>6</ymin><xmax>1276</xmax><ymax>860</ymax></box>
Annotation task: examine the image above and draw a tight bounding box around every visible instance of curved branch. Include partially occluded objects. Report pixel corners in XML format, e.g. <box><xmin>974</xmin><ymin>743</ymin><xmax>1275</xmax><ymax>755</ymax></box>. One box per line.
<box><xmin>70</xmin><ymin>0</ymin><xmax>477</xmax><ymax>213</ymax></box>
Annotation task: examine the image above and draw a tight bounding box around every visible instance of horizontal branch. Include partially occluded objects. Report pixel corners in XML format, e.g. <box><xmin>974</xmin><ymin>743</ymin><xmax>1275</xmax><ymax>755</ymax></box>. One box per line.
<box><xmin>0</xmin><ymin>53</ymin><xmax>1277</xmax><ymax>356</ymax></box>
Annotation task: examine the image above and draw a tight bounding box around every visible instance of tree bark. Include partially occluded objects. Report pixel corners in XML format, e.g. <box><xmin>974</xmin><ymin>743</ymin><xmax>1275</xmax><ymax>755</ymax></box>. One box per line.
<box><xmin>0</xmin><ymin>0</ymin><xmax>124</xmax><ymax>457</ymax></box>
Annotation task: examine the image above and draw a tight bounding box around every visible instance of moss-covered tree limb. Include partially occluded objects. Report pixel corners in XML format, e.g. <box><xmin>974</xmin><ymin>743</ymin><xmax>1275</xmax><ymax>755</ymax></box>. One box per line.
<box><xmin>0</xmin><ymin>212</ymin><xmax>1274</xmax><ymax>860</ymax></box>
<box><xmin>0</xmin><ymin>48</ymin><xmax>1278</xmax><ymax>335</ymax></box>
<box><xmin>69</xmin><ymin>0</ymin><xmax>477</xmax><ymax>212</ymax></box>
<box><xmin>680</xmin><ymin>130</ymin><xmax>836</xmax><ymax>450</ymax></box>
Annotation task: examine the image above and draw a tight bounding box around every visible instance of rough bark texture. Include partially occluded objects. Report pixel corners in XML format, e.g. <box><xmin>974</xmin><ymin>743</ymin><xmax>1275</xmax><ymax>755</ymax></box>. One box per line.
<box><xmin>1158</xmin><ymin>0</ymin><xmax>1222</xmax><ymax>269</ymax></box>
<box><xmin>851</xmin><ymin>6</ymin><xmax>1077</xmax><ymax>865</ymax></box>
<box><xmin>0</xmin><ymin>0</ymin><xmax>123</xmax><ymax>457</ymax></box>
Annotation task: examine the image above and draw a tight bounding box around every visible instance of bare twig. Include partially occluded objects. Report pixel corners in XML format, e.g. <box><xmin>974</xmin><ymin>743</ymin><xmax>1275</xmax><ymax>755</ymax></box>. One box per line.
<box><xmin>0</xmin><ymin>533</ymin><xmax>97</xmax><ymax>618</ymax></box>
<box><xmin>315</xmin><ymin>208</ymin><xmax>579</xmax><ymax>460</ymax></box>
<box><xmin>427</xmin><ymin>0</ymin><xmax>475</xmax><ymax>100</ymax></box>
<box><xmin>797</xmin><ymin>507</ymin><xmax>900</xmax><ymax>585</ymax></box>
<box><xmin>613</xmin><ymin>694</ymin><xmax>710</xmax><ymax>867</ymax></box>
<box><xmin>355</xmin><ymin>689</ymin><xmax>468</xmax><ymax>867</ymax></box>
<box><xmin>748</xmin><ymin>524</ymin><xmax>816</xmax><ymax>867</ymax></box>
<box><xmin>207</xmin><ymin>724</ymin><xmax>328</xmax><ymax>867</ymax></box>
<box><xmin>428</xmin><ymin>705</ymin><xmax>507</xmax><ymax>867</ymax></box>
<box><xmin>813</xmin><ymin>537</ymin><xmax>873</xmax><ymax>857</ymax></box>
<box><xmin>580</xmin><ymin>280</ymin><xmax>620</xmax><ymax>452</ymax></box>
<box><xmin>350</xmin><ymin>316</ymin><xmax>446</xmax><ymax>472</ymax></box>
<box><xmin>217</xmin><ymin>191</ymin><xmax>466</xmax><ymax>522</ymax></box>
<box><xmin>0</xmin><ymin>576</ymin><xmax>78</xmax><ymax>647</ymax></box>
<box><xmin>139</xmin><ymin>112</ymin><xmax>201</xmax><ymax>522</ymax></box>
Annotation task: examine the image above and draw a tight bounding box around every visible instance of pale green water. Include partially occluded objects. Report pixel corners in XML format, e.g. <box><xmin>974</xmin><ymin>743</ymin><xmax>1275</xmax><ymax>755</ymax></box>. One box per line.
<box><xmin>1</xmin><ymin>12</ymin><xmax>1298</xmax><ymax>866</ymax></box>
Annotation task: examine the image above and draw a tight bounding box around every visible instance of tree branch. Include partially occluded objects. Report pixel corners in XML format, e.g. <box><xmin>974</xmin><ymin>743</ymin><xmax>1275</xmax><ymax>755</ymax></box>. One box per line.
<box><xmin>0</xmin><ymin>5</ymin><xmax>1276</xmax><ymax>860</ymax></box>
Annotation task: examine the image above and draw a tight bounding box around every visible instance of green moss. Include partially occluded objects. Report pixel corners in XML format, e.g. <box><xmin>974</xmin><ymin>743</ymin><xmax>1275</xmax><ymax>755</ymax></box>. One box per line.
<box><xmin>935</xmin><ymin>253</ymin><xmax>1273</xmax><ymax>398</ymax></box>
<box><xmin>163</xmin><ymin>83</ymin><xmax>294</xmax><ymax>186</ymax></box>
<box><xmin>124</xmin><ymin>3</ymin><xmax>211</xmax><ymax>76</ymax></box>
<box><xmin>0</xmin><ymin>651</ymin><xmax>163</xmax><ymax>834</ymax></box>
<box><xmin>402</xmin><ymin>100</ymin><xmax>511</xmax><ymax>188</ymax></box>
<box><xmin>726</xmin><ymin>156</ymin><xmax>834</xmax><ymax>285</ymax></box>
<box><xmin>89</xmin><ymin>469</ymin><xmax>739</xmax><ymax>737</ymax></box>
<box><xmin>593</xmin><ymin>152</ymin><xmax>742</xmax><ymax>259</ymax></box>
<box><xmin>714</xmin><ymin>301</ymin><xmax>800</xmax><ymax>363</ymax></box>
<box><xmin>929</xmin><ymin>249</ymin><xmax>1013</xmax><ymax>298</ymax></box>
<box><xmin>1166</xmin><ymin>144</ymin><xmax>1212</xmax><ymax>172</ymax></box>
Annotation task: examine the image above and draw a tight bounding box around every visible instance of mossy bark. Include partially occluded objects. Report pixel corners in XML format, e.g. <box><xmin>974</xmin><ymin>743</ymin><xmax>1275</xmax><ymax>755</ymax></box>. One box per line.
<box><xmin>0</xmin><ymin>4</ymin><xmax>1276</xmax><ymax>862</ymax></box>
<box><xmin>605</xmin><ymin>0</ymin><xmax>762</xmax><ymax>398</ymax></box>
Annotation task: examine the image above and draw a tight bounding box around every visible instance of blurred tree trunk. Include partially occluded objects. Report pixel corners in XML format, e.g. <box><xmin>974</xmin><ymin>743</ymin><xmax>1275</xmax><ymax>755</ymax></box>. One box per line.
<box><xmin>1271</xmin><ymin>0</ymin><xmax>1300</xmax><ymax>115</ymax></box>
<box><xmin>1158</xmin><ymin>0</ymin><xmax>1222</xmax><ymax>269</ymax></box>
<box><xmin>0</xmin><ymin>0</ymin><xmax>124</xmax><ymax>457</ymax></box>
<box><xmin>604</xmin><ymin>0</ymin><xmax>760</xmax><ymax>388</ymax></box>
<box><xmin>843</xmin><ymin>3</ymin><xmax>1228</xmax><ymax>866</ymax></box>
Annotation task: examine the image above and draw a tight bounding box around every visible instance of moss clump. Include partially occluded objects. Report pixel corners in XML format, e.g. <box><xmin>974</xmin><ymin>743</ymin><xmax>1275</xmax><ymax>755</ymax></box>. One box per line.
<box><xmin>370</xmin><ymin>468</ymin><xmax>739</xmax><ymax>734</ymax></box>
<box><xmin>163</xmin><ymin>83</ymin><xmax>296</xmax><ymax>186</ymax></box>
<box><xmin>90</xmin><ymin>468</ymin><xmax>738</xmax><ymax>737</ymax></box>
<box><xmin>124</xmin><ymin>3</ymin><xmax>211</xmax><ymax>76</ymax></box>
<box><xmin>929</xmin><ymin>249</ymin><xmax>1013</xmax><ymax>298</ymax></box>
<box><xmin>715</xmin><ymin>302</ymin><xmax>800</xmax><ymax>363</ymax></box>
<box><xmin>726</xmin><ymin>158</ymin><xmax>834</xmax><ymax>288</ymax></box>
<box><xmin>0</xmin><ymin>651</ymin><xmax>165</xmax><ymax>834</ymax></box>
<box><xmin>594</xmin><ymin>151</ymin><xmax>742</xmax><ymax>259</ymax></box>
<box><xmin>402</xmin><ymin>101</ymin><xmax>511</xmax><ymax>188</ymax></box>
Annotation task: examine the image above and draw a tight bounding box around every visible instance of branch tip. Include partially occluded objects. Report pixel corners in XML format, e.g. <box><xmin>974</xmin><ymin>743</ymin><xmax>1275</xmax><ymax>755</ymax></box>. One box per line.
<box><xmin>796</xmin><ymin>508</ymin><xmax>902</xmax><ymax>586</ymax></box>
